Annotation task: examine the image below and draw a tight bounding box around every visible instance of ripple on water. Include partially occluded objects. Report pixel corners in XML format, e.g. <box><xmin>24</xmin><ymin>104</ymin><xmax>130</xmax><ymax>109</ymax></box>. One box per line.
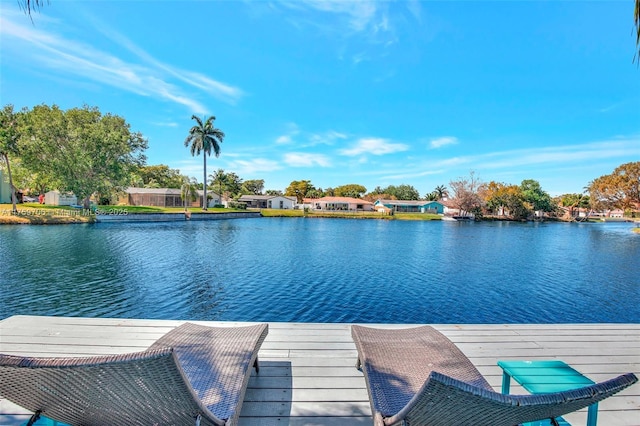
<box><xmin>1</xmin><ymin>219</ymin><xmax>639</xmax><ymax>323</ymax></box>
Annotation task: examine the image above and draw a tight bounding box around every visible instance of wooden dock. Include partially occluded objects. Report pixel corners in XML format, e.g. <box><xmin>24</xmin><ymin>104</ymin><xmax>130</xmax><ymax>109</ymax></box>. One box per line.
<box><xmin>0</xmin><ymin>316</ymin><xmax>638</xmax><ymax>425</ymax></box>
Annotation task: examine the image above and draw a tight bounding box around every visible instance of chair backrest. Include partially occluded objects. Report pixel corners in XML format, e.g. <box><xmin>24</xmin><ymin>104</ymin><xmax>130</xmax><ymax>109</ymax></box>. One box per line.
<box><xmin>386</xmin><ymin>371</ymin><xmax>638</xmax><ymax>426</ymax></box>
<box><xmin>0</xmin><ymin>349</ymin><xmax>224</xmax><ymax>426</ymax></box>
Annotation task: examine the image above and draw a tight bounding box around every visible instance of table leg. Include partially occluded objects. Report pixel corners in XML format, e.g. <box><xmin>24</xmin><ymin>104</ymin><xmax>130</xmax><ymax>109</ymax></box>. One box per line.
<box><xmin>501</xmin><ymin>371</ymin><xmax>512</xmax><ymax>394</ymax></box>
<box><xmin>586</xmin><ymin>402</ymin><xmax>598</xmax><ymax>426</ymax></box>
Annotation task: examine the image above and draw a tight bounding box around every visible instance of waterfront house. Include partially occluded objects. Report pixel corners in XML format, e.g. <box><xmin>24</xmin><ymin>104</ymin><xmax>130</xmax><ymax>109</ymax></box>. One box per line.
<box><xmin>121</xmin><ymin>187</ymin><xmax>221</xmax><ymax>208</ymax></box>
<box><xmin>44</xmin><ymin>190</ymin><xmax>78</xmax><ymax>206</ymax></box>
<box><xmin>375</xmin><ymin>199</ymin><xmax>444</xmax><ymax>214</ymax></box>
<box><xmin>309</xmin><ymin>196</ymin><xmax>374</xmax><ymax>211</ymax></box>
<box><xmin>238</xmin><ymin>194</ymin><xmax>297</xmax><ymax>209</ymax></box>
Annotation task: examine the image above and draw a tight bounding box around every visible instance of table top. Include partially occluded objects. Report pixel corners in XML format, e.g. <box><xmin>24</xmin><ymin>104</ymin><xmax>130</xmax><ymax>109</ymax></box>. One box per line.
<box><xmin>498</xmin><ymin>360</ymin><xmax>595</xmax><ymax>394</ymax></box>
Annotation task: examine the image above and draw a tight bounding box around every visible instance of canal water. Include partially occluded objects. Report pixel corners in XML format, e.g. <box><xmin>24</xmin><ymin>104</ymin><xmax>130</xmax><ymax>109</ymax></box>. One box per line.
<box><xmin>1</xmin><ymin>218</ymin><xmax>638</xmax><ymax>323</ymax></box>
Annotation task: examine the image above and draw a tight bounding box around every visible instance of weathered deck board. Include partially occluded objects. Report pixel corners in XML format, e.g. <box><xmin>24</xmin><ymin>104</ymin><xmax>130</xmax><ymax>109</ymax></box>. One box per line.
<box><xmin>0</xmin><ymin>316</ymin><xmax>638</xmax><ymax>425</ymax></box>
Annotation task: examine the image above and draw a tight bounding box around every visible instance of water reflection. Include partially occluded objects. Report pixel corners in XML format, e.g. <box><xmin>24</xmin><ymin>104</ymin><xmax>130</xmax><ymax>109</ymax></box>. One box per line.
<box><xmin>0</xmin><ymin>219</ymin><xmax>638</xmax><ymax>323</ymax></box>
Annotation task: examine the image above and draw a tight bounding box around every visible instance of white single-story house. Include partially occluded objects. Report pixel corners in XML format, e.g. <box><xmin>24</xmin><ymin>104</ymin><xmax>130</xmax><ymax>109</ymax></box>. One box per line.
<box><xmin>238</xmin><ymin>195</ymin><xmax>297</xmax><ymax>209</ymax></box>
<box><xmin>608</xmin><ymin>209</ymin><xmax>624</xmax><ymax>218</ymax></box>
<box><xmin>308</xmin><ymin>196</ymin><xmax>374</xmax><ymax>212</ymax></box>
<box><xmin>374</xmin><ymin>199</ymin><xmax>444</xmax><ymax>214</ymax></box>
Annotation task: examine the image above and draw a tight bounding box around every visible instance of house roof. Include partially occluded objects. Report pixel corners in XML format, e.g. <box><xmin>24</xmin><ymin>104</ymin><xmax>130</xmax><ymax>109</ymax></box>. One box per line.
<box><xmin>376</xmin><ymin>199</ymin><xmax>443</xmax><ymax>206</ymax></box>
<box><xmin>238</xmin><ymin>195</ymin><xmax>296</xmax><ymax>202</ymax></box>
<box><xmin>125</xmin><ymin>187</ymin><xmax>219</xmax><ymax>197</ymax></box>
<box><xmin>126</xmin><ymin>187</ymin><xmax>182</xmax><ymax>195</ymax></box>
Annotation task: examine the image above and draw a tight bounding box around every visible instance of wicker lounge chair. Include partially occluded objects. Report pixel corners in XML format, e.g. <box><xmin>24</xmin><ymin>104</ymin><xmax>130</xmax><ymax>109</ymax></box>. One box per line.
<box><xmin>0</xmin><ymin>322</ymin><xmax>268</xmax><ymax>426</ymax></box>
<box><xmin>351</xmin><ymin>325</ymin><xmax>637</xmax><ymax>426</ymax></box>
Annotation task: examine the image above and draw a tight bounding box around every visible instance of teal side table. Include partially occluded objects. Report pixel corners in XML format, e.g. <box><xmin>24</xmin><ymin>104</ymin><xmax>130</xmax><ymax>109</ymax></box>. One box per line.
<box><xmin>498</xmin><ymin>360</ymin><xmax>598</xmax><ymax>426</ymax></box>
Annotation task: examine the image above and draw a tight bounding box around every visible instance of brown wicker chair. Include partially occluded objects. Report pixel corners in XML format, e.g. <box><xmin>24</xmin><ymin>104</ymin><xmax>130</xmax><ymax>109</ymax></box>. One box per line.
<box><xmin>0</xmin><ymin>322</ymin><xmax>268</xmax><ymax>426</ymax></box>
<box><xmin>351</xmin><ymin>325</ymin><xmax>637</xmax><ymax>426</ymax></box>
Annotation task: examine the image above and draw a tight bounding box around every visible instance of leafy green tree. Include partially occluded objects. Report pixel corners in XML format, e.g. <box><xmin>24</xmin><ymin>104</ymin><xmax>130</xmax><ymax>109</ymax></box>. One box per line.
<box><xmin>482</xmin><ymin>181</ymin><xmax>528</xmax><ymax>220</ymax></box>
<box><xmin>19</xmin><ymin>104</ymin><xmax>147</xmax><ymax>209</ymax></box>
<box><xmin>588</xmin><ymin>162</ymin><xmax>640</xmax><ymax>210</ymax></box>
<box><xmin>224</xmin><ymin>172</ymin><xmax>243</xmax><ymax>199</ymax></box>
<box><xmin>134</xmin><ymin>164</ymin><xmax>185</xmax><ymax>188</ymax></box>
<box><xmin>265</xmin><ymin>189</ymin><xmax>283</xmax><ymax>196</ymax></box>
<box><xmin>184</xmin><ymin>115</ymin><xmax>224</xmax><ymax>211</ymax></box>
<box><xmin>557</xmin><ymin>193</ymin><xmax>591</xmax><ymax>218</ymax></box>
<box><xmin>379</xmin><ymin>184</ymin><xmax>420</xmax><ymax>200</ymax></box>
<box><xmin>520</xmin><ymin>179</ymin><xmax>553</xmax><ymax>213</ymax></box>
<box><xmin>0</xmin><ymin>105</ymin><xmax>21</xmax><ymax>213</ymax></box>
<box><xmin>210</xmin><ymin>168</ymin><xmax>227</xmax><ymax>200</ymax></box>
<box><xmin>242</xmin><ymin>179</ymin><xmax>264</xmax><ymax>195</ymax></box>
<box><xmin>334</xmin><ymin>184</ymin><xmax>367</xmax><ymax>198</ymax></box>
<box><xmin>285</xmin><ymin>180</ymin><xmax>315</xmax><ymax>203</ymax></box>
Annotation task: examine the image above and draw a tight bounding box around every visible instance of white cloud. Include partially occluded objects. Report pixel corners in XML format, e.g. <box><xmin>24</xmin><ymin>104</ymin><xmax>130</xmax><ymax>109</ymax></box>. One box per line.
<box><xmin>227</xmin><ymin>158</ymin><xmax>283</xmax><ymax>175</ymax></box>
<box><xmin>151</xmin><ymin>121</ymin><xmax>179</xmax><ymax>128</ymax></box>
<box><xmin>339</xmin><ymin>138</ymin><xmax>409</xmax><ymax>156</ymax></box>
<box><xmin>0</xmin><ymin>12</ymin><xmax>243</xmax><ymax>113</ymax></box>
<box><xmin>429</xmin><ymin>136</ymin><xmax>459</xmax><ymax>149</ymax></box>
<box><xmin>276</xmin><ymin>135</ymin><xmax>294</xmax><ymax>144</ymax></box>
<box><xmin>308</xmin><ymin>130</ymin><xmax>347</xmax><ymax>145</ymax></box>
<box><xmin>284</xmin><ymin>152</ymin><xmax>331</xmax><ymax>167</ymax></box>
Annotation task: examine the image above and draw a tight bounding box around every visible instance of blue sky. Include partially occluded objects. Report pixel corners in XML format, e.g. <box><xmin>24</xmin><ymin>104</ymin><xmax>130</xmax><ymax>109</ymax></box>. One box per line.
<box><xmin>1</xmin><ymin>1</ymin><xmax>638</xmax><ymax>197</ymax></box>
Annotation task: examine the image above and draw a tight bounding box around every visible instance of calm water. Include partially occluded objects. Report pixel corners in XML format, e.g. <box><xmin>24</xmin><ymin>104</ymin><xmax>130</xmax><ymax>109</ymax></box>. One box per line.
<box><xmin>1</xmin><ymin>218</ymin><xmax>638</xmax><ymax>323</ymax></box>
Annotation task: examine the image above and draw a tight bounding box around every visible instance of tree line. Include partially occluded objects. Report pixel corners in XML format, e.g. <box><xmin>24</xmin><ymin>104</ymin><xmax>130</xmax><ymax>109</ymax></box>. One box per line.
<box><xmin>2</xmin><ymin>104</ymin><xmax>637</xmax><ymax>219</ymax></box>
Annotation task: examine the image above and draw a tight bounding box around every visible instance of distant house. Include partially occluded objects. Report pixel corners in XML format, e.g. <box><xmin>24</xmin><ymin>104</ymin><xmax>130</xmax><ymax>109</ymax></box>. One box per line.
<box><xmin>0</xmin><ymin>170</ymin><xmax>11</xmax><ymax>204</ymax></box>
<box><xmin>309</xmin><ymin>196</ymin><xmax>374</xmax><ymax>212</ymax></box>
<box><xmin>608</xmin><ymin>209</ymin><xmax>624</xmax><ymax>219</ymax></box>
<box><xmin>44</xmin><ymin>190</ymin><xmax>78</xmax><ymax>206</ymax></box>
<box><xmin>238</xmin><ymin>195</ymin><xmax>297</xmax><ymax>209</ymax></box>
<box><xmin>121</xmin><ymin>187</ymin><xmax>221</xmax><ymax>208</ymax></box>
<box><xmin>375</xmin><ymin>199</ymin><xmax>444</xmax><ymax>214</ymax></box>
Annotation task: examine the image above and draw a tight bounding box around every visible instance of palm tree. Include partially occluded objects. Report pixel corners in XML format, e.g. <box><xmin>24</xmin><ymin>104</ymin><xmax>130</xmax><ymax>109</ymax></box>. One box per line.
<box><xmin>210</xmin><ymin>168</ymin><xmax>227</xmax><ymax>205</ymax></box>
<box><xmin>433</xmin><ymin>185</ymin><xmax>448</xmax><ymax>200</ymax></box>
<box><xmin>184</xmin><ymin>115</ymin><xmax>224</xmax><ymax>211</ymax></box>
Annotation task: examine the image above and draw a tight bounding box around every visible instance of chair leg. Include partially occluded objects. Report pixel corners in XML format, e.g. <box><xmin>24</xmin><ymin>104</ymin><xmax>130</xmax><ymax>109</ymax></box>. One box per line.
<box><xmin>26</xmin><ymin>411</ymin><xmax>41</xmax><ymax>426</ymax></box>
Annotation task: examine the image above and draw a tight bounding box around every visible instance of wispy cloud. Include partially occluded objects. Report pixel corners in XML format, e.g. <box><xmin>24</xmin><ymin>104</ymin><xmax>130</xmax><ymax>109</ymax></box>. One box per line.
<box><xmin>151</xmin><ymin>121</ymin><xmax>179</xmax><ymax>128</ymax></box>
<box><xmin>339</xmin><ymin>137</ymin><xmax>409</xmax><ymax>156</ymax></box>
<box><xmin>280</xmin><ymin>0</ymin><xmax>380</xmax><ymax>33</ymax></box>
<box><xmin>429</xmin><ymin>136</ymin><xmax>458</xmax><ymax>149</ymax></box>
<box><xmin>0</xmin><ymin>11</ymin><xmax>243</xmax><ymax>113</ymax></box>
<box><xmin>227</xmin><ymin>158</ymin><xmax>283</xmax><ymax>175</ymax></box>
<box><xmin>284</xmin><ymin>152</ymin><xmax>331</xmax><ymax>167</ymax></box>
<box><xmin>383</xmin><ymin>137</ymin><xmax>640</xmax><ymax>181</ymax></box>
<box><xmin>275</xmin><ymin>124</ymin><xmax>346</xmax><ymax>147</ymax></box>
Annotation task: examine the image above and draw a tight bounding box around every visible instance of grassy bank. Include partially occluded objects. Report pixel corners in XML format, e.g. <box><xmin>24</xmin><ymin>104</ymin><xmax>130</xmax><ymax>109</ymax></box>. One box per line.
<box><xmin>0</xmin><ymin>203</ymin><xmax>94</xmax><ymax>224</ymax></box>
<box><xmin>0</xmin><ymin>203</ymin><xmax>248</xmax><ymax>224</ymax></box>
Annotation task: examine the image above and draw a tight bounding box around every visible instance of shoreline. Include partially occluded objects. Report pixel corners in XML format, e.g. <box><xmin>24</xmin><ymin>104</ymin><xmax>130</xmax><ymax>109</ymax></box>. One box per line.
<box><xmin>1</xmin><ymin>205</ymin><xmax>638</xmax><ymax>225</ymax></box>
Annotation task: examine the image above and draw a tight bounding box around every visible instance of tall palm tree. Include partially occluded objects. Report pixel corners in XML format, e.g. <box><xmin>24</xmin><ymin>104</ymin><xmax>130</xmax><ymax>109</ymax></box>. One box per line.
<box><xmin>184</xmin><ymin>115</ymin><xmax>224</xmax><ymax>211</ymax></box>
